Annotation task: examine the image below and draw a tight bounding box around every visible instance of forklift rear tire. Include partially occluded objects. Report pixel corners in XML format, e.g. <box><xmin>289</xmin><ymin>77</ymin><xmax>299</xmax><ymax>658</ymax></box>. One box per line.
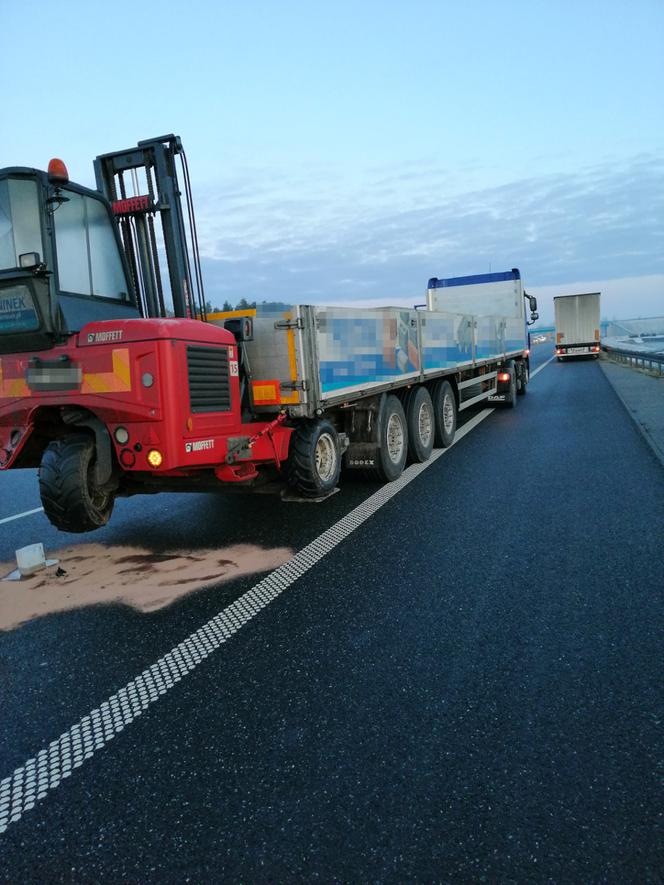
<box><xmin>39</xmin><ymin>434</ymin><xmax>115</xmax><ymax>532</ymax></box>
<box><xmin>287</xmin><ymin>419</ymin><xmax>341</xmax><ymax>497</ymax></box>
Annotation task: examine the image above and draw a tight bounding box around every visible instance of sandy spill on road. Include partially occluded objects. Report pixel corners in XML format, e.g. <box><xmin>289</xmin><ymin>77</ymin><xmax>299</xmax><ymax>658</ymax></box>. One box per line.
<box><xmin>0</xmin><ymin>542</ymin><xmax>293</xmax><ymax>631</ymax></box>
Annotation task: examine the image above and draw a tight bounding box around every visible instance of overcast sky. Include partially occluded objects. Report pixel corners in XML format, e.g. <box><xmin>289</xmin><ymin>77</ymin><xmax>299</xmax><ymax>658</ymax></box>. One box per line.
<box><xmin>2</xmin><ymin>0</ymin><xmax>662</xmax><ymax>323</ymax></box>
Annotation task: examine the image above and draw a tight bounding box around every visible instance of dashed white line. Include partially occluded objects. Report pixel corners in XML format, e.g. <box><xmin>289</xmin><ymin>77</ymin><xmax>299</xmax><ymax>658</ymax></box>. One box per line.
<box><xmin>0</xmin><ymin>356</ymin><xmax>554</xmax><ymax>835</ymax></box>
<box><xmin>530</xmin><ymin>354</ymin><xmax>555</xmax><ymax>378</ymax></box>
<box><xmin>0</xmin><ymin>507</ymin><xmax>44</xmax><ymax>527</ymax></box>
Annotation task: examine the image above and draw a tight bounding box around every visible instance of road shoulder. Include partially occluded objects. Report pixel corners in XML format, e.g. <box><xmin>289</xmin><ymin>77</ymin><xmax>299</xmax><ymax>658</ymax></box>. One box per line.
<box><xmin>600</xmin><ymin>355</ymin><xmax>664</xmax><ymax>467</ymax></box>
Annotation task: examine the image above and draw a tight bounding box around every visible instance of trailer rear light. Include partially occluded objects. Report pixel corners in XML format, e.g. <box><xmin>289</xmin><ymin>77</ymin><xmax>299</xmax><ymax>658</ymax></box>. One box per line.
<box><xmin>592</xmin><ymin>346</ymin><xmax>600</xmax><ymax>352</ymax></box>
<box><xmin>497</xmin><ymin>371</ymin><xmax>510</xmax><ymax>382</ymax></box>
<box><xmin>147</xmin><ymin>449</ymin><xmax>163</xmax><ymax>468</ymax></box>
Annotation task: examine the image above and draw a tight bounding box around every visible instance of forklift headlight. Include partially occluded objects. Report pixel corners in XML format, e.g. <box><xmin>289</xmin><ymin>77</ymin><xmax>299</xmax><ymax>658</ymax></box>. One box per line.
<box><xmin>19</xmin><ymin>252</ymin><xmax>41</xmax><ymax>269</ymax></box>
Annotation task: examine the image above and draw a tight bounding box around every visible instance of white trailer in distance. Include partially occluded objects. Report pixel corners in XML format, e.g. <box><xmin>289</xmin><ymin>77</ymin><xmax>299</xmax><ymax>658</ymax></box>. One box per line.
<box><xmin>554</xmin><ymin>292</ymin><xmax>601</xmax><ymax>360</ymax></box>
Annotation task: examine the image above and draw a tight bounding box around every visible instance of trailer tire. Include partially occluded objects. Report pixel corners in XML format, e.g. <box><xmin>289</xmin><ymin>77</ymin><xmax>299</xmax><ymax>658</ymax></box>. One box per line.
<box><xmin>39</xmin><ymin>434</ymin><xmax>115</xmax><ymax>533</ymax></box>
<box><xmin>363</xmin><ymin>394</ymin><xmax>408</xmax><ymax>483</ymax></box>
<box><xmin>405</xmin><ymin>386</ymin><xmax>434</xmax><ymax>463</ymax></box>
<box><xmin>432</xmin><ymin>379</ymin><xmax>457</xmax><ymax>447</ymax></box>
<box><xmin>287</xmin><ymin>419</ymin><xmax>341</xmax><ymax>497</ymax></box>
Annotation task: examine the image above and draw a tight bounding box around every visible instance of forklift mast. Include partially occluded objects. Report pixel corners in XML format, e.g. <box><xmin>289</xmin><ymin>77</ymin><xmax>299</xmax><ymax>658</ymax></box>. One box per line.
<box><xmin>94</xmin><ymin>135</ymin><xmax>206</xmax><ymax>321</ymax></box>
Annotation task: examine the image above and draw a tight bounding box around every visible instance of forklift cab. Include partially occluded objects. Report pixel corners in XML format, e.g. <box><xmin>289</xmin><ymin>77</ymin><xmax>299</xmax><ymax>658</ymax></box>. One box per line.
<box><xmin>0</xmin><ymin>164</ymin><xmax>138</xmax><ymax>354</ymax></box>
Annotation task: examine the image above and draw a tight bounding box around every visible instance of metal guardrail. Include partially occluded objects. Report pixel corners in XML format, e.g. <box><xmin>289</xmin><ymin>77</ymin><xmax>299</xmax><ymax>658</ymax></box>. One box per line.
<box><xmin>603</xmin><ymin>345</ymin><xmax>664</xmax><ymax>375</ymax></box>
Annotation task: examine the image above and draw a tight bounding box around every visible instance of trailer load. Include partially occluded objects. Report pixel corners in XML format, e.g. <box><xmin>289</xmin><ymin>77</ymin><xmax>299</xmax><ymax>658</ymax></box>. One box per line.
<box><xmin>554</xmin><ymin>292</ymin><xmax>601</xmax><ymax>359</ymax></box>
<box><xmin>0</xmin><ymin>136</ymin><xmax>538</xmax><ymax>533</ymax></box>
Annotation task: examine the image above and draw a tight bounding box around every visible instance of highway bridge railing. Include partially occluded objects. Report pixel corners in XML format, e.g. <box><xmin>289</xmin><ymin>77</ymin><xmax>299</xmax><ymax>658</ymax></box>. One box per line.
<box><xmin>602</xmin><ymin>344</ymin><xmax>664</xmax><ymax>376</ymax></box>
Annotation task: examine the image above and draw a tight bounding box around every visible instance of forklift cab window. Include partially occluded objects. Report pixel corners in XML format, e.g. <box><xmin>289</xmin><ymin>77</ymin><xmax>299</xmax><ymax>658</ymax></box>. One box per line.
<box><xmin>54</xmin><ymin>190</ymin><xmax>129</xmax><ymax>300</ymax></box>
<box><xmin>0</xmin><ymin>178</ymin><xmax>43</xmax><ymax>270</ymax></box>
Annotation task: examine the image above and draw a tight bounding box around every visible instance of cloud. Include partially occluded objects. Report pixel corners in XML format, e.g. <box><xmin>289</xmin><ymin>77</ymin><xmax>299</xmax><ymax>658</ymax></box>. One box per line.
<box><xmin>194</xmin><ymin>153</ymin><xmax>664</xmax><ymax>318</ymax></box>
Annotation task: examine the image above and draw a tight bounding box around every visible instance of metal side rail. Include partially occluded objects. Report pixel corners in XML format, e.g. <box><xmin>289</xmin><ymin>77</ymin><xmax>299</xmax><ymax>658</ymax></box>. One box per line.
<box><xmin>602</xmin><ymin>344</ymin><xmax>664</xmax><ymax>376</ymax></box>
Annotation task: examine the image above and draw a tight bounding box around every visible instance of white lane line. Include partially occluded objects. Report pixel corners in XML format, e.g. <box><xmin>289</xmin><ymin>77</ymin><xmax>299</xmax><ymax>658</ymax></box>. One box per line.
<box><xmin>0</xmin><ymin>358</ymin><xmax>554</xmax><ymax>836</ymax></box>
<box><xmin>0</xmin><ymin>507</ymin><xmax>44</xmax><ymax>527</ymax></box>
<box><xmin>530</xmin><ymin>354</ymin><xmax>555</xmax><ymax>378</ymax></box>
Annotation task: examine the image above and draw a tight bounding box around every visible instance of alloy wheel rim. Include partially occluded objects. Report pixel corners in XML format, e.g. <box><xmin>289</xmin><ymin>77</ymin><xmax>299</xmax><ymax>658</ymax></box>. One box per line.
<box><xmin>443</xmin><ymin>392</ymin><xmax>455</xmax><ymax>434</ymax></box>
<box><xmin>315</xmin><ymin>433</ymin><xmax>337</xmax><ymax>482</ymax></box>
<box><xmin>419</xmin><ymin>402</ymin><xmax>433</xmax><ymax>447</ymax></box>
<box><xmin>386</xmin><ymin>413</ymin><xmax>405</xmax><ymax>463</ymax></box>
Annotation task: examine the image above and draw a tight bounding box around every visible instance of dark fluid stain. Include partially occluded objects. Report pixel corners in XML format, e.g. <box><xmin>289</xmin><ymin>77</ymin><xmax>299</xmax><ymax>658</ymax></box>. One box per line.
<box><xmin>115</xmin><ymin>553</ymin><xmax>187</xmax><ymax>565</ymax></box>
<box><xmin>167</xmin><ymin>573</ymin><xmax>225</xmax><ymax>586</ymax></box>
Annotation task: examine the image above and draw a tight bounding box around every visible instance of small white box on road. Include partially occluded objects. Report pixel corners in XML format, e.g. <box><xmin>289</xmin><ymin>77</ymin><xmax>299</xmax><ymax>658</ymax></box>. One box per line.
<box><xmin>16</xmin><ymin>543</ymin><xmax>48</xmax><ymax>576</ymax></box>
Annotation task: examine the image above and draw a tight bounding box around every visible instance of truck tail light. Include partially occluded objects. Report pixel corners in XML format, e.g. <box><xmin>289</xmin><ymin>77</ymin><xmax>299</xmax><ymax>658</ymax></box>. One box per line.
<box><xmin>497</xmin><ymin>371</ymin><xmax>510</xmax><ymax>382</ymax></box>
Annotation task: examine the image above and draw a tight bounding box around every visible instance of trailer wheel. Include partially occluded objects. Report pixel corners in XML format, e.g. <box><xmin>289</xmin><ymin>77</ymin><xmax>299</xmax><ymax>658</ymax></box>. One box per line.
<box><xmin>39</xmin><ymin>434</ymin><xmax>115</xmax><ymax>532</ymax></box>
<box><xmin>432</xmin><ymin>379</ymin><xmax>457</xmax><ymax>447</ymax></box>
<box><xmin>362</xmin><ymin>394</ymin><xmax>408</xmax><ymax>483</ymax></box>
<box><xmin>406</xmin><ymin>386</ymin><xmax>434</xmax><ymax>462</ymax></box>
<box><xmin>287</xmin><ymin>419</ymin><xmax>341</xmax><ymax>497</ymax></box>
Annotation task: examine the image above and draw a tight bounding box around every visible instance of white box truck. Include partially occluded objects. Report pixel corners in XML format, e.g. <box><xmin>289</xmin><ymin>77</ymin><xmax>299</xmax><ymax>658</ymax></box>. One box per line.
<box><xmin>554</xmin><ymin>292</ymin><xmax>601</xmax><ymax>360</ymax></box>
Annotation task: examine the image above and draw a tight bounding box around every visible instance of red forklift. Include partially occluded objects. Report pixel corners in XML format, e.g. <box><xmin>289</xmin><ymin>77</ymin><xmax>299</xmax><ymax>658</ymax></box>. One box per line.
<box><xmin>0</xmin><ymin>136</ymin><xmax>297</xmax><ymax>532</ymax></box>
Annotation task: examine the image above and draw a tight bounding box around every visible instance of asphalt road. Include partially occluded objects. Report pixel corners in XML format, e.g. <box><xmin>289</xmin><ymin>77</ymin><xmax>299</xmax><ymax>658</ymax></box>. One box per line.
<box><xmin>1</xmin><ymin>344</ymin><xmax>663</xmax><ymax>882</ymax></box>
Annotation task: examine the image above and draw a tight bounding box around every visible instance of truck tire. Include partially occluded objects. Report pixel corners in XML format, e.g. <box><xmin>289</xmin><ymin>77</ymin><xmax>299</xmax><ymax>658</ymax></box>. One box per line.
<box><xmin>506</xmin><ymin>365</ymin><xmax>518</xmax><ymax>408</ymax></box>
<box><xmin>405</xmin><ymin>386</ymin><xmax>434</xmax><ymax>463</ymax></box>
<box><xmin>517</xmin><ymin>361</ymin><xmax>528</xmax><ymax>396</ymax></box>
<box><xmin>287</xmin><ymin>419</ymin><xmax>341</xmax><ymax>497</ymax></box>
<box><xmin>364</xmin><ymin>394</ymin><xmax>408</xmax><ymax>482</ymax></box>
<box><xmin>39</xmin><ymin>434</ymin><xmax>115</xmax><ymax>532</ymax></box>
<box><xmin>432</xmin><ymin>379</ymin><xmax>457</xmax><ymax>447</ymax></box>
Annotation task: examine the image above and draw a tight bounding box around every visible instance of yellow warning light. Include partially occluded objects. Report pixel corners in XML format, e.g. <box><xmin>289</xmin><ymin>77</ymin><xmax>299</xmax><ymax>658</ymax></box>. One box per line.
<box><xmin>47</xmin><ymin>158</ymin><xmax>69</xmax><ymax>184</ymax></box>
<box><xmin>147</xmin><ymin>449</ymin><xmax>163</xmax><ymax>468</ymax></box>
<box><xmin>186</xmin><ymin>417</ymin><xmax>193</xmax><ymax>431</ymax></box>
